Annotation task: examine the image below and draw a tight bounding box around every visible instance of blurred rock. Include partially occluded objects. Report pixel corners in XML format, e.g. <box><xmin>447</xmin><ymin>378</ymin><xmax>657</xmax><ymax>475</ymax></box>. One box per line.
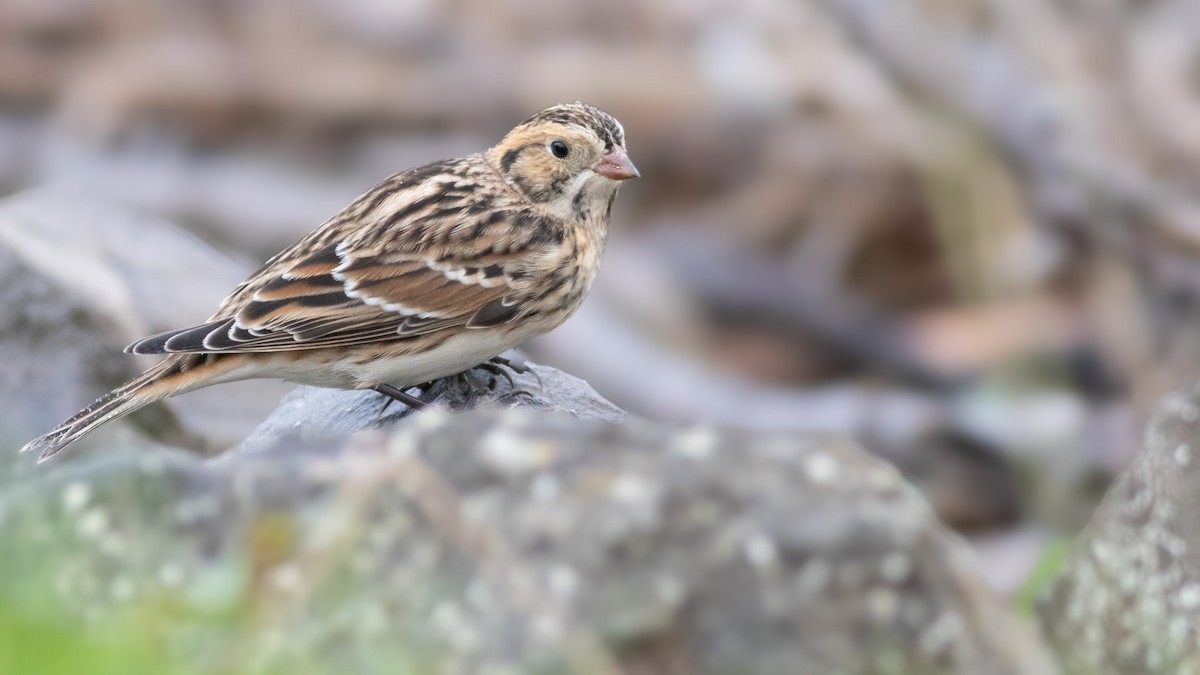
<box><xmin>1040</xmin><ymin>382</ymin><xmax>1200</xmax><ymax>674</ymax></box>
<box><xmin>968</xmin><ymin>527</ymin><xmax>1054</xmax><ymax>597</ymax></box>
<box><xmin>38</xmin><ymin>136</ymin><xmax>485</xmax><ymax>257</ymax></box>
<box><xmin>0</xmin><ymin>188</ymin><xmax>292</xmax><ymax>460</ymax></box>
<box><xmin>9</xmin><ymin>6</ymin><xmax>1200</xmax><ymax>651</ymax></box>
<box><xmin>1</xmin><ymin>410</ymin><xmax>1057</xmax><ymax>675</ymax></box>
<box><xmin>0</xmin><ymin>223</ymin><xmax>133</xmax><ymax>461</ymax></box>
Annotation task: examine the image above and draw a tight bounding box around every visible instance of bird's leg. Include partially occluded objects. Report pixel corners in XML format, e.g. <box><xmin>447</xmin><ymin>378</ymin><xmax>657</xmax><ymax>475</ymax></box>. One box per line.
<box><xmin>371</xmin><ymin>384</ymin><xmax>431</xmax><ymax>414</ymax></box>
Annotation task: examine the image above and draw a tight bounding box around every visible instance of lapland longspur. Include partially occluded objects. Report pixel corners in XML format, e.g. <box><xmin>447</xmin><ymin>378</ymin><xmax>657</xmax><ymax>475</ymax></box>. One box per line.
<box><xmin>22</xmin><ymin>102</ymin><xmax>638</xmax><ymax>461</ymax></box>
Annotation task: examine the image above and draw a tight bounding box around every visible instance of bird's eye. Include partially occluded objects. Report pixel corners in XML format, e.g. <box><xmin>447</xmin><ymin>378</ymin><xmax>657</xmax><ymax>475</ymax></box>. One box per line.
<box><xmin>550</xmin><ymin>140</ymin><xmax>570</xmax><ymax>159</ymax></box>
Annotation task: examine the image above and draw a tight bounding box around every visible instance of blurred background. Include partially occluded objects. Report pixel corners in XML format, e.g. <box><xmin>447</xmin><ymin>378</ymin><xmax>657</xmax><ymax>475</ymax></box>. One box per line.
<box><xmin>3</xmin><ymin>0</ymin><xmax>1200</xmax><ymax>597</ymax></box>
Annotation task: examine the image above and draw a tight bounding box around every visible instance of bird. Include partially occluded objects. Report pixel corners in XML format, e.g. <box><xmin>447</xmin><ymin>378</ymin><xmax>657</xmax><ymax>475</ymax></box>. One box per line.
<box><xmin>20</xmin><ymin>102</ymin><xmax>639</xmax><ymax>462</ymax></box>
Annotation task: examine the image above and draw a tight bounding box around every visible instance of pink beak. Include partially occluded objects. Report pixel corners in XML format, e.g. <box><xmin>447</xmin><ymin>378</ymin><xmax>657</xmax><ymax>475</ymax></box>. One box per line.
<box><xmin>596</xmin><ymin>145</ymin><xmax>640</xmax><ymax>181</ymax></box>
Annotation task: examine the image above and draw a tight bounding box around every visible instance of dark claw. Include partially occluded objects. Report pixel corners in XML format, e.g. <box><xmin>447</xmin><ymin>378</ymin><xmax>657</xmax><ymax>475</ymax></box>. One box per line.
<box><xmin>375</xmin><ymin>396</ymin><xmax>395</xmax><ymax>420</ymax></box>
<box><xmin>489</xmin><ymin>353</ymin><xmax>530</xmax><ymax>374</ymax></box>
<box><xmin>484</xmin><ymin>353</ymin><xmax>543</xmax><ymax>389</ymax></box>
<box><xmin>371</xmin><ymin>384</ymin><xmax>431</xmax><ymax>418</ymax></box>
<box><xmin>475</xmin><ymin>362</ymin><xmax>516</xmax><ymax>389</ymax></box>
<box><xmin>500</xmin><ymin>388</ymin><xmax>537</xmax><ymax>405</ymax></box>
<box><xmin>449</xmin><ymin>372</ymin><xmax>471</xmax><ymax>398</ymax></box>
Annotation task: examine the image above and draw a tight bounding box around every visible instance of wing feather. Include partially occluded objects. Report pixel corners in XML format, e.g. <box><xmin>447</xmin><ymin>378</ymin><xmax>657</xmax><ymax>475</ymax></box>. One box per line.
<box><xmin>125</xmin><ymin>160</ymin><xmax>553</xmax><ymax>356</ymax></box>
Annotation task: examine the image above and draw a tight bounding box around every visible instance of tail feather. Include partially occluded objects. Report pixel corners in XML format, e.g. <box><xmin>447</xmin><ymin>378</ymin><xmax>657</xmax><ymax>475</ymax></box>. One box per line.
<box><xmin>20</xmin><ymin>391</ymin><xmax>144</xmax><ymax>462</ymax></box>
<box><xmin>20</xmin><ymin>355</ymin><xmax>225</xmax><ymax>462</ymax></box>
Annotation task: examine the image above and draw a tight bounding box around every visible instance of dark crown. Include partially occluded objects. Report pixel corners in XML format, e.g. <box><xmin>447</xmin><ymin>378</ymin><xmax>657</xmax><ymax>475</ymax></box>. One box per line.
<box><xmin>520</xmin><ymin>103</ymin><xmax>625</xmax><ymax>151</ymax></box>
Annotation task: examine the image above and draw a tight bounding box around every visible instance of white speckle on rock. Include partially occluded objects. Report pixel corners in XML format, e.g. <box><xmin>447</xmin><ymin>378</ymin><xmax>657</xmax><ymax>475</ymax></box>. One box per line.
<box><xmin>465</xmin><ymin>580</ymin><xmax>497</xmax><ymax>614</ymax></box>
<box><xmin>1176</xmin><ymin>584</ymin><xmax>1200</xmax><ymax>610</ymax></box>
<box><xmin>269</xmin><ymin>564</ymin><xmax>303</xmax><ymax>593</ymax></box>
<box><xmin>880</xmin><ymin>552</ymin><xmax>912</xmax><ymax>583</ymax></box>
<box><xmin>1170</xmin><ymin>395</ymin><xmax>1200</xmax><ymax>423</ymax></box>
<box><xmin>62</xmin><ymin>482</ymin><xmax>91</xmax><ymax>512</ymax></box>
<box><xmin>1146</xmin><ymin>647</ymin><xmax>1163</xmax><ymax>672</ymax></box>
<box><xmin>387</xmin><ymin>433</ymin><xmax>415</xmax><ymax>459</ymax></box>
<box><xmin>673</xmin><ymin>426</ymin><xmax>717</xmax><ymax>460</ymax></box>
<box><xmin>481</xmin><ymin>431</ymin><xmax>554</xmax><ymax>475</ymax></box>
<box><xmin>1164</xmin><ymin>533</ymin><xmax>1188</xmax><ymax>559</ymax></box>
<box><xmin>530</xmin><ymin>475</ymin><xmax>560</xmax><ymax>502</ymax></box>
<box><xmin>744</xmin><ymin>533</ymin><xmax>779</xmax><ymax>572</ymax></box>
<box><xmin>412</xmin><ymin>408</ymin><xmax>452</xmax><ymax>432</ymax></box>
<box><xmin>1091</xmin><ymin>539</ymin><xmax>1113</xmax><ymax>566</ymax></box>
<box><xmin>159</xmin><ymin>562</ymin><xmax>185</xmax><ymax>587</ymax></box>
<box><xmin>532</xmin><ymin>614</ymin><xmax>565</xmax><ymax>644</ymax></box>
<box><xmin>867</xmin><ymin>465</ymin><xmax>901</xmax><ymax>490</ymax></box>
<box><xmin>610</xmin><ymin>473</ymin><xmax>656</xmax><ymax>505</ymax></box>
<box><xmin>547</xmin><ymin>565</ymin><xmax>579</xmax><ymax>598</ymax></box>
<box><xmin>655</xmin><ymin>576</ymin><xmax>685</xmax><ymax>606</ymax></box>
<box><xmin>805</xmin><ymin>453</ymin><xmax>838</xmax><ymax>483</ymax></box>
<box><xmin>431</xmin><ymin>600</ymin><xmax>481</xmax><ymax>652</ymax></box>
<box><xmin>868</xmin><ymin>587</ymin><xmax>899</xmax><ymax>623</ymax></box>
<box><xmin>919</xmin><ymin>611</ymin><xmax>963</xmax><ymax>657</ymax></box>
<box><xmin>77</xmin><ymin>508</ymin><xmax>109</xmax><ymax>539</ymax></box>
<box><xmin>1176</xmin><ymin>444</ymin><xmax>1192</xmax><ymax>467</ymax></box>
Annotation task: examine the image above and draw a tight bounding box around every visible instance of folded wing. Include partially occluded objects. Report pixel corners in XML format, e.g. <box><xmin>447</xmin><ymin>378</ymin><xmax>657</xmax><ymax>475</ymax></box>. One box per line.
<box><xmin>127</xmin><ymin>170</ymin><xmax>553</xmax><ymax>355</ymax></box>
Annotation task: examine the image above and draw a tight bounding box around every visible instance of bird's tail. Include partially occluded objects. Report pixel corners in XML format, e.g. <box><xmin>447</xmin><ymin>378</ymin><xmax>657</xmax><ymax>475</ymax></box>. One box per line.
<box><xmin>19</xmin><ymin>354</ymin><xmax>235</xmax><ymax>463</ymax></box>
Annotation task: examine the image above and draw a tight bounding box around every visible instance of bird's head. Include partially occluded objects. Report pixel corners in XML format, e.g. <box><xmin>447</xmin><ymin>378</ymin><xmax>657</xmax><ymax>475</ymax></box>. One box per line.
<box><xmin>488</xmin><ymin>102</ymin><xmax>639</xmax><ymax>219</ymax></box>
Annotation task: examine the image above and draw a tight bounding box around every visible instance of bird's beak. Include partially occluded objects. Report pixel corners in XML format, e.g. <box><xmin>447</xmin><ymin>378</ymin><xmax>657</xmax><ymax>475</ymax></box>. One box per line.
<box><xmin>596</xmin><ymin>145</ymin><xmax>640</xmax><ymax>181</ymax></box>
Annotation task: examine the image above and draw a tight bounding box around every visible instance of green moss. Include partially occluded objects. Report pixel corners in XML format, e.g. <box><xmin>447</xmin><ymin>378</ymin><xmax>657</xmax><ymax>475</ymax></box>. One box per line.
<box><xmin>1014</xmin><ymin>536</ymin><xmax>1071</xmax><ymax>618</ymax></box>
<box><xmin>0</xmin><ymin>498</ymin><xmax>442</xmax><ymax>675</ymax></box>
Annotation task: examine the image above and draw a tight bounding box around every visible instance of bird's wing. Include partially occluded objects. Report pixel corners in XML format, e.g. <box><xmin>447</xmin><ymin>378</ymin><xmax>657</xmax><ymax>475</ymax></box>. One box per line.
<box><xmin>127</xmin><ymin>165</ymin><xmax>561</xmax><ymax>355</ymax></box>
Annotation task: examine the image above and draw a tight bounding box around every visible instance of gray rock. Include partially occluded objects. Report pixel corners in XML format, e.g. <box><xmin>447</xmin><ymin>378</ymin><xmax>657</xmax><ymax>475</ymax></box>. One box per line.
<box><xmin>0</xmin><ymin>188</ymin><xmax>293</xmax><ymax>463</ymax></box>
<box><xmin>234</xmin><ymin>359</ymin><xmax>626</xmax><ymax>456</ymax></box>
<box><xmin>1040</xmin><ymin>382</ymin><xmax>1200</xmax><ymax>674</ymax></box>
<box><xmin>1</xmin><ymin>410</ymin><xmax>1055</xmax><ymax>675</ymax></box>
<box><xmin>0</xmin><ymin>235</ymin><xmax>135</xmax><ymax>463</ymax></box>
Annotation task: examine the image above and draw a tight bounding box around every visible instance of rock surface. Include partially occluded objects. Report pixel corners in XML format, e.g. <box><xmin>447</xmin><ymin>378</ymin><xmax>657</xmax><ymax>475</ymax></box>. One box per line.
<box><xmin>1040</xmin><ymin>382</ymin><xmax>1200</xmax><ymax>674</ymax></box>
<box><xmin>1</xmin><ymin>409</ymin><xmax>1056</xmax><ymax>675</ymax></box>
<box><xmin>0</xmin><ymin>231</ymin><xmax>135</xmax><ymax>463</ymax></box>
<box><xmin>0</xmin><ymin>189</ymin><xmax>1062</xmax><ymax>674</ymax></box>
<box><xmin>234</xmin><ymin>361</ymin><xmax>626</xmax><ymax>456</ymax></box>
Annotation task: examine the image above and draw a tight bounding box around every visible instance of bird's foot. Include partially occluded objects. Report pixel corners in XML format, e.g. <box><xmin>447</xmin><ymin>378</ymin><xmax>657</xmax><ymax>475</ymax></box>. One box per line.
<box><xmin>468</xmin><ymin>352</ymin><xmax>541</xmax><ymax>404</ymax></box>
<box><xmin>372</xmin><ymin>353</ymin><xmax>539</xmax><ymax>419</ymax></box>
<box><xmin>474</xmin><ymin>361</ymin><xmax>517</xmax><ymax>389</ymax></box>
<box><xmin>476</xmin><ymin>352</ymin><xmax>541</xmax><ymax>389</ymax></box>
